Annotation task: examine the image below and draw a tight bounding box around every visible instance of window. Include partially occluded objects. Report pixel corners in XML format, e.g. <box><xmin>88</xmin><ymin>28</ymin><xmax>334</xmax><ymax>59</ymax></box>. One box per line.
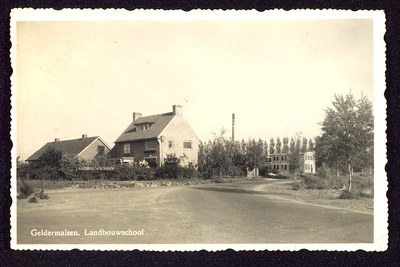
<box><xmin>168</xmin><ymin>141</ymin><xmax>174</xmax><ymax>149</ymax></box>
<box><xmin>137</xmin><ymin>123</ymin><xmax>153</xmax><ymax>131</ymax></box>
<box><xmin>281</xmin><ymin>156</ymin><xmax>284</xmax><ymax>161</ymax></box>
<box><xmin>146</xmin><ymin>140</ymin><xmax>157</xmax><ymax>149</ymax></box>
<box><xmin>183</xmin><ymin>141</ymin><xmax>192</xmax><ymax>149</ymax></box>
<box><xmin>277</xmin><ymin>165</ymin><xmax>279</xmax><ymax>170</ymax></box>
<box><xmin>285</xmin><ymin>165</ymin><xmax>287</xmax><ymax>170</ymax></box>
<box><xmin>98</xmin><ymin>146</ymin><xmax>105</xmax><ymax>156</ymax></box>
<box><xmin>123</xmin><ymin>143</ymin><xmax>130</xmax><ymax>156</ymax></box>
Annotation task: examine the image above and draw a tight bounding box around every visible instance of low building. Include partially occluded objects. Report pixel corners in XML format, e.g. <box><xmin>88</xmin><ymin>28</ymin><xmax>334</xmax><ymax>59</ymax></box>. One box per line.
<box><xmin>299</xmin><ymin>151</ymin><xmax>316</xmax><ymax>174</ymax></box>
<box><xmin>26</xmin><ymin>135</ymin><xmax>112</xmax><ymax>163</ymax></box>
<box><xmin>108</xmin><ymin>105</ymin><xmax>199</xmax><ymax>168</ymax></box>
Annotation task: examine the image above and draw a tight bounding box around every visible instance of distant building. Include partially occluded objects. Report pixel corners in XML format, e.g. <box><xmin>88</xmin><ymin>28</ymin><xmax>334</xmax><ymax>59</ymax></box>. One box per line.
<box><xmin>108</xmin><ymin>105</ymin><xmax>199</xmax><ymax>168</ymax></box>
<box><xmin>299</xmin><ymin>151</ymin><xmax>316</xmax><ymax>174</ymax></box>
<box><xmin>26</xmin><ymin>135</ymin><xmax>111</xmax><ymax>163</ymax></box>
<box><xmin>266</xmin><ymin>153</ymin><xmax>290</xmax><ymax>175</ymax></box>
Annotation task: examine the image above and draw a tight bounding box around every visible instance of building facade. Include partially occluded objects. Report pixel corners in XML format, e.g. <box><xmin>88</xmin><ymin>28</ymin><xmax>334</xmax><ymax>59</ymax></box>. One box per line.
<box><xmin>109</xmin><ymin>105</ymin><xmax>199</xmax><ymax>168</ymax></box>
<box><xmin>299</xmin><ymin>151</ymin><xmax>316</xmax><ymax>174</ymax></box>
<box><xmin>266</xmin><ymin>153</ymin><xmax>290</xmax><ymax>175</ymax></box>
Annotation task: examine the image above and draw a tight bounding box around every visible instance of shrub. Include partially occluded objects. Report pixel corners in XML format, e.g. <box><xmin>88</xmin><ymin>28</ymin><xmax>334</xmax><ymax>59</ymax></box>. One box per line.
<box><xmin>317</xmin><ymin>163</ymin><xmax>334</xmax><ymax>180</ymax></box>
<box><xmin>339</xmin><ymin>189</ymin><xmax>359</xmax><ymax>199</ymax></box>
<box><xmin>17</xmin><ymin>179</ymin><xmax>35</xmax><ymax>199</ymax></box>
<box><xmin>326</xmin><ymin>175</ymin><xmax>347</xmax><ymax>189</ymax></box>
<box><xmin>36</xmin><ymin>189</ymin><xmax>49</xmax><ymax>200</ymax></box>
<box><xmin>30</xmin><ymin>165</ymin><xmax>61</xmax><ymax>180</ymax></box>
<box><xmin>155</xmin><ymin>164</ymin><xmax>200</xmax><ymax>179</ymax></box>
<box><xmin>259</xmin><ymin>166</ymin><xmax>269</xmax><ymax>177</ymax></box>
<box><xmin>302</xmin><ymin>175</ymin><xmax>327</xmax><ymax>189</ymax></box>
<box><xmin>113</xmin><ymin>164</ymin><xmax>138</xmax><ymax>180</ymax></box>
<box><xmin>59</xmin><ymin>153</ymin><xmax>88</xmax><ymax>180</ymax></box>
<box><xmin>291</xmin><ymin>181</ymin><xmax>304</xmax><ymax>190</ymax></box>
<box><xmin>28</xmin><ymin>196</ymin><xmax>38</xmax><ymax>203</ymax></box>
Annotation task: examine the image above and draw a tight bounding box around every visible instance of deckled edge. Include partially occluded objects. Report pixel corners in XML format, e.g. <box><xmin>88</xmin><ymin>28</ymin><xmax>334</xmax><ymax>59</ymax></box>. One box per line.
<box><xmin>9</xmin><ymin>8</ymin><xmax>387</xmax><ymax>251</ymax></box>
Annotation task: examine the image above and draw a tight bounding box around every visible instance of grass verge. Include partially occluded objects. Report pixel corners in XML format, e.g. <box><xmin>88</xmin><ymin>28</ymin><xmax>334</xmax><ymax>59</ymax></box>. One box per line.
<box><xmin>290</xmin><ymin>173</ymin><xmax>373</xmax><ymax>199</ymax></box>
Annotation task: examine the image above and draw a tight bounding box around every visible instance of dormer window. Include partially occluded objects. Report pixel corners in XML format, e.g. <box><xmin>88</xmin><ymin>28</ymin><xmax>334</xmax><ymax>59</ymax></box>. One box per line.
<box><xmin>137</xmin><ymin>123</ymin><xmax>154</xmax><ymax>131</ymax></box>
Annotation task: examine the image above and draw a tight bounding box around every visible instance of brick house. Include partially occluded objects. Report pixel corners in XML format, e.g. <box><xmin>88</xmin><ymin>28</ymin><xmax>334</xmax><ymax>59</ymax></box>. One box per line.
<box><xmin>26</xmin><ymin>135</ymin><xmax>112</xmax><ymax>163</ymax></box>
<box><xmin>266</xmin><ymin>153</ymin><xmax>290</xmax><ymax>175</ymax></box>
<box><xmin>299</xmin><ymin>151</ymin><xmax>316</xmax><ymax>174</ymax></box>
<box><xmin>109</xmin><ymin>105</ymin><xmax>199</xmax><ymax>168</ymax></box>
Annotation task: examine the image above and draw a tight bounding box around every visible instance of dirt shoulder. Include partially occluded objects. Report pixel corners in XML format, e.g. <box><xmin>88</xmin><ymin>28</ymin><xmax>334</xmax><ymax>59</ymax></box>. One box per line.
<box><xmin>256</xmin><ymin>179</ymin><xmax>373</xmax><ymax>213</ymax></box>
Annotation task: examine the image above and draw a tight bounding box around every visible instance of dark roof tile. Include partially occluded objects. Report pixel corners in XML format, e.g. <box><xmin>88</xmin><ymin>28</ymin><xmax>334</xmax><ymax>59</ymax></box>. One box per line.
<box><xmin>115</xmin><ymin>112</ymin><xmax>174</xmax><ymax>143</ymax></box>
<box><xmin>27</xmin><ymin>136</ymin><xmax>106</xmax><ymax>161</ymax></box>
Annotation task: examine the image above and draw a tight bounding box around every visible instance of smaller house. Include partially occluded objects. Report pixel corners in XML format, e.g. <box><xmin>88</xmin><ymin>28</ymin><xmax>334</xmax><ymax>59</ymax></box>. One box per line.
<box><xmin>26</xmin><ymin>134</ymin><xmax>112</xmax><ymax>163</ymax></box>
<box><xmin>299</xmin><ymin>151</ymin><xmax>316</xmax><ymax>174</ymax></box>
<box><xmin>266</xmin><ymin>153</ymin><xmax>290</xmax><ymax>174</ymax></box>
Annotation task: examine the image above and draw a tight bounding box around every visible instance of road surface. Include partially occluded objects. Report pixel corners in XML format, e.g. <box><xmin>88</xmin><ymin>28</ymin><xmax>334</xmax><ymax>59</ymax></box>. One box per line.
<box><xmin>17</xmin><ymin>179</ymin><xmax>373</xmax><ymax>244</ymax></box>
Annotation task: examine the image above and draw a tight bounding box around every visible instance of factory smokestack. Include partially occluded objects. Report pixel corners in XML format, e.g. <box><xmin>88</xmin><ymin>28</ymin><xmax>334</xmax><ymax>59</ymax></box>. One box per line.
<box><xmin>232</xmin><ymin>113</ymin><xmax>235</xmax><ymax>141</ymax></box>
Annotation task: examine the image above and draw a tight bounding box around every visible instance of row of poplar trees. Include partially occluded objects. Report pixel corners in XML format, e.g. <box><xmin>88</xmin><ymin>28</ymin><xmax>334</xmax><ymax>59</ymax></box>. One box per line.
<box><xmin>197</xmin><ymin>129</ymin><xmax>315</xmax><ymax>178</ymax></box>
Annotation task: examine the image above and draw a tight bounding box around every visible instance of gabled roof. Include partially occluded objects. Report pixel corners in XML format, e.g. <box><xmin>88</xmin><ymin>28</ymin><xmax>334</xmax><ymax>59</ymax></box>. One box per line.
<box><xmin>26</xmin><ymin>136</ymin><xmax>111</xmax><ymax>161</ymax></box>
<box><xmin>115</xmin><ymin>112</ymin><xmax>174</xmax><ymax>143</ymax></box>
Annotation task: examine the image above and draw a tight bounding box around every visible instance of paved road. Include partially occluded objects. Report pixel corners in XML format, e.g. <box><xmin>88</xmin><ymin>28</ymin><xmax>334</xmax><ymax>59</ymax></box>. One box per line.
<box><xmin>17</xmin><ymin>180</ymin><xmax>373</xmax><ymax>244</ymax></box>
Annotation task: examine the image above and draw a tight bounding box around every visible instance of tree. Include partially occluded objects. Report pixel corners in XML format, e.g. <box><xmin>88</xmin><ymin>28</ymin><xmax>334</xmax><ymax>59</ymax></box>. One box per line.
<box><xmin>263</xmin><ymin>141</ymin><xmax>269</xmax><ymax>158</ymax></box>
<box><xmin>317</xmin><ymin>92</ymin><xmax>374</xmax><ymax>191</ymax></box>
<box><xmin>197</xmin><ymin>140</ymin><xmax>207</xmax><ymax>174</ymax></box>
<box><xmin>34</xmin><ymin>147</ymin><xmax>63</xmax><ymax>169</ymax></box>
<box><xmin>210</xmin><ymin>128</ymin><xmax>235</xmax><ymax>178</ymax></box>
<box><xmin>301</xmin><ymin>137</ymin><xmax>308</xmax><ymax>153</ymax></box>
<box><xmin>282</xmin><ymin>137</ymin><xmax>289</xmax><ymax>153</ymax></box>
<box><xmin>16</xmin><ymin>156</ymin><xmax>31</xmax><ymax>179</ymax></box>
<box><xmin>276</xmin><ymin>137</ymin><xmax>282</xmax><ymax>153</ymax></box>
<box><xmin>289</xmin><ymin>137</ymin><xmax>295</xmax><ymax>155</ymax></box>
<box><xmin>269</xmin><ymin>138</ymin><xmax>275</xmax><ymax>155</ymax></box>
<box><xmin>308</xmin><ymin>138</ymin><xmax>315</xmax><ymax>152</ymax></box>
<box><xmin>230</xmin><ymin>140</ymin><xmax>246</xmax><ymax>176</ymax></box>
<box><xmin>289</xmin><ymin>136</ymin><xmax>301</xmax><ymax>173</ymax></box>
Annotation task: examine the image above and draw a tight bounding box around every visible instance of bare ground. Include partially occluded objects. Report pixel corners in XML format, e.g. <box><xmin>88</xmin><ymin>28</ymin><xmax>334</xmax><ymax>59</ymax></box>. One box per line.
<box><xmin>18</xmin><ymin>178</ymin><xmax>373</xmax><ymax>214</ymax></box>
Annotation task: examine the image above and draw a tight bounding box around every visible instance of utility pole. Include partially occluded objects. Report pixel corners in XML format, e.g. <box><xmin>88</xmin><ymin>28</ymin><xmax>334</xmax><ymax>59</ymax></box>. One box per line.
<box><xmin>232</xmin><ymin>113</ymin><xmax>235</xmax><ymax>142</ymax></box>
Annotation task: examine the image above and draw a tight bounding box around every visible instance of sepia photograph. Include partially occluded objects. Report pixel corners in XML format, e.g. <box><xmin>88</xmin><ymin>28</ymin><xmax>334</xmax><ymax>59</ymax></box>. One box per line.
<box><xmin>10</xmin><ymin>9</ymin><xmax>387</xmax><ymax>251</ymax></box>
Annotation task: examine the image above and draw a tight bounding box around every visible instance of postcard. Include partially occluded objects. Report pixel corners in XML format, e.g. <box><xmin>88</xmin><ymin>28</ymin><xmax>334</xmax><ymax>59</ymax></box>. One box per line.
<box><xmin>10</xmin><ymin>9</ymin><xmax>387</xmax><ymax>251</ymax></box>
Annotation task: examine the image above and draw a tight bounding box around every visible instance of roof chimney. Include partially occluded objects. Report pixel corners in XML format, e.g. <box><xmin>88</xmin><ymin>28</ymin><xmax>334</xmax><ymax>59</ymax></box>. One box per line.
<box><xmin>173</xmin><ymin>105</ymin><xmax>183</xmax><ymax>116</ymax></box>
<box><xmin>133</xmin><ymin>112</ymin><xmax>142</xmax><ymax>122</ymax></box>
<box><xmin>82</xmin><ymin>134</ymin><xmax>87</xmax><ymax>140</ymax></box>
<box><xmin>55</xmin><ymin>138</ymin><xmax>60</xmax><ymax>142</ymax></box>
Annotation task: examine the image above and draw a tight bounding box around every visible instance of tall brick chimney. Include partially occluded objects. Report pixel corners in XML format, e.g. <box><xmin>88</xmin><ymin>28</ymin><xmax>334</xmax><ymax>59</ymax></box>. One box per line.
<box><xmin>133</xmin><ymin>112</ymin><xmax>142</xmax><ymax>122</ymax></box>
<box><xmin>55</xmin><ymin>138</ymin><xmax>60</xmax><ymax>143</ymax></box>
<box><xmin>172</xmin><ymin>105</ymin><xmax>183</xmax><ymax>116</ymax></box>
<box><xmin>82</xmin><ymin>134</ymin><xmax>87</xmax><ymax>140</ymax></box>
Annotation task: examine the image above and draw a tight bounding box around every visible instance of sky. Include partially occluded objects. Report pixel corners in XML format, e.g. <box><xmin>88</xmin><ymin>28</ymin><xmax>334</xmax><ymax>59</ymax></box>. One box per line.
<box><xmin>15</xmin><ymin>18</ymin><xmax>374</xmax><ymax>161</ymax></box>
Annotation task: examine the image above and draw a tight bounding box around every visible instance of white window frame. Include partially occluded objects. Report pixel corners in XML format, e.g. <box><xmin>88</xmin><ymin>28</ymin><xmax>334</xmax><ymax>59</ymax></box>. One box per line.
<box><xmin>183</xmin><ymin>141</ymin><xmax>192</xmax><ymax>150</ymax></box>
<box><xmin>168</xmin><ymin>140</ymin><xmax>174</xmax><ymax>149</ymax></box>
<box><xmin>123</xmin><ymin>143</ymin><xmax>130</xmax><ymax>155</ymax></box>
